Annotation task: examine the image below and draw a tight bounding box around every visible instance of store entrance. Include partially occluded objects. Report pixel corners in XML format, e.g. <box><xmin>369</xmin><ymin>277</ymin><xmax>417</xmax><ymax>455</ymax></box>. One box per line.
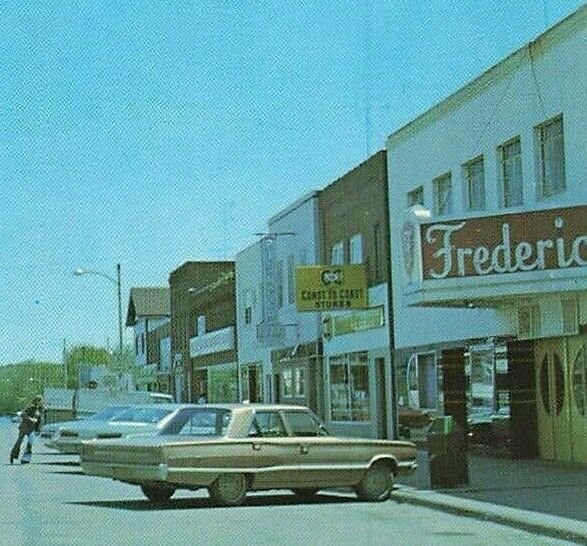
<box><xmin>536</xmin><ymin>335</ymin><xmax>587</xmax><ymax>464</ymax></box>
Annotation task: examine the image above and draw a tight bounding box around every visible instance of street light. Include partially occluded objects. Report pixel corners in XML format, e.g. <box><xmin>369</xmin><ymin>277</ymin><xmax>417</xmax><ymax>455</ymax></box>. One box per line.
<box><xmin>74</xmin><ymin>263</ymin><xmax>123</xmax><ymax>360</ymax></box>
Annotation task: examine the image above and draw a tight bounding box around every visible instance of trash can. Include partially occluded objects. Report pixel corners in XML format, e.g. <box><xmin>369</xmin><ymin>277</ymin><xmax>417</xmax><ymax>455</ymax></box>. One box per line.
<box><xmin>427</xmin><ymin>416</ymin><xmax>469</xmax><ymax>489</ymax></box>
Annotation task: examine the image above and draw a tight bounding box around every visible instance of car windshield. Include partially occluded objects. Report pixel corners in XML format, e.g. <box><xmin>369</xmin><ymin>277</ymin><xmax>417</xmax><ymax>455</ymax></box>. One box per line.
<box><xmin>109</xmin><ymin>407</ymin><xmax>174</xmax><ymax>424</ymax></box>
<box><xmin>86</xmin><ymin>406</ymin><xmax>129</xmax><ymax>421</ymax></box>
<box><xmin>159</xmin><ymin>408</ymin><xmax>232</xmax><ymax>437</ymax></box>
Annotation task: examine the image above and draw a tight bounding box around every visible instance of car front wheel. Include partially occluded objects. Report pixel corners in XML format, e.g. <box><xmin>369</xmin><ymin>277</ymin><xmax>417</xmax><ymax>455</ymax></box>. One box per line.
<box><xmin>140</xmin><ymin>484</ymin><xmax>176</xmax><ymax>504</ymax></box>
<box><xmin>355</xmin><ymin>464</ymin><xmax>393</xmax><ymax>502</ymax></box>
<box><xmin>209</xmin><ymin>473</ymin><xmax>248</xmax><ymax>506</ymax></box>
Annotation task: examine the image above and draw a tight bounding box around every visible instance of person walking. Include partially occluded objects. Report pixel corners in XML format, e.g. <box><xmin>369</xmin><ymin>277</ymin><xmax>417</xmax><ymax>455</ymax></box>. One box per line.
<box><xmin>10</xmin><ymin>395</ymin><xmax>45</xmax><ymax>465</ymax></box>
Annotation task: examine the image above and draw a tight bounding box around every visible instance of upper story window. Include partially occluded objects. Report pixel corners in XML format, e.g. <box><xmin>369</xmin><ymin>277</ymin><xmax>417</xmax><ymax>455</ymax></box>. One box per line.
<box><xmin>287</xmin><ymin>255</ymin><xmax>295</xmax><ymax>304</ymax></box>
<box><xmin>276</xmin><ymin>259</ymin><xmax>284</xmax><ymax>308</ymax></box>
<box><xmin>244</xmin><ymin>290</ymin><xmax>252</xmax><ymax>325</ymax></box>
<box><xmin>373</xmin><ymin>223</ymin><xmax>381</xmax><ymax>281</ymax></box>
<box><xmin>407</xmin><ymin>186</ymin><xmax>424</xmax><ymax>207</ymax></box>
<box><xmin>197</xmin><ymin>315</ymin><xmax>206</xmax><ymax>336</ymax></box>
<box><xmin>536</xmin><ymin>115</ymin><xmax>565</xmax><ymax>199</ymax></box>
<box><xmin>331</xmin><ymin>241</ymin><xmax>344</xmax><ymax>265</ymax></box>
<box><xmin>463</xmin><ymin>156</ymin><xmax>486</xmax><ymax>211</ymax></box>
<box><xmin>433</xmin><ymin>173</ymin><xmax>453</xmax><ymax>216</ymax></box>
<box><xmin>349</xmin><ymin>234</ymin><xmax>363</xmax><ymax>264</ymax></box>
<box><xmin>499</xmin><ymin>137</ymin><xmax>523</xmax><ymax>207</ymax></box>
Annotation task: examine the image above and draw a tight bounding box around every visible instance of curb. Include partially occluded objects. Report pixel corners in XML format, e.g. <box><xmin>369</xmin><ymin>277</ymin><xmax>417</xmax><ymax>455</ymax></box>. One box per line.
<box><xmin>393</xmin><ymin>486</ymin><xmax>587</xmax><ymax>545</ymax></box>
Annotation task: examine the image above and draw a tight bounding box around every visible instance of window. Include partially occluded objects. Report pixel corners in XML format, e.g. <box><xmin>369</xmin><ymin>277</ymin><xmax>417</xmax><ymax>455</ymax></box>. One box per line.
<box><xmin>276</xmin><ymin>259</ymin><xmax>284</xmax><ymax>308</ymax></box>
<box><xmin>349</xmin><ymin>233</ymin><xmax>363</xmax><ymax>264</ymax></box>
<box><xmin>287</xmin><ymin>255</ymin><xmax>295</xmax><ymax>304</ymax></box>
<box><xmin>248</xmin><ymin>411</ymin><xmax>287</xmax><ymax>437</ymax></box>
<box><xmin>284</xmin><ymin>411</ymin><xmax>327</xmax><ymax>437</ymax></box>
<box><xmin>407</xmin><ymin>186</ymin><xmax>424</xmax><ymax>207</ymax></box>
<box><xmin>373</xmin><ymin>223</ymin><xmax>381</xmax><ymax>281</ymax></box>
<box><xmin>433</xmin><ymin>173</ymin><xmax>453</xmax><ymax>215</ymax></box>
<box><xmin>331</xmin><ymin>241</ymin><xmax>344</xmax><ymax>265</ymax></box>
<box><xmin>197</xmin><ymin>315</ymin><xmax>206</xmax><ymax>336</ymax></box>
<box><xmin>499</xmin><ymin>137</ymin><xmax>523</xmax><ymax>207</ymax></box>
<box><xmin>329</xmin><ymin>352</ymin><xmax>370</xmax><ymax>422</ymax></box>
<box><xmin>135</xmin><ymin>335</ymin><xmax>139</xmax><ymax>355</ymax></box>
<box><xmin>463</xmin><ymin>156</ymin><xmax>485</xmax><ymax>211</ymax></box>
<box><xmin>244</xmin><ymin>290</ymin><xmax>252</xmax><ymax>324</ymax></box>
<box><xmin>518</xmin><ymin>304</ymin><xmax>541</xmax><ymax>339</ymax></box>
<box><xmin>282</xmin><ymin>368</ymin><xmax>305</xmax><ymax>398</ymax></box>
<box><xmin>141</xmin><ymin>333</ymin><xmax>145</xmax><ymax>354</ymax></box>
<box><xmin>536</xmin><ymin>115</ymin><xmax>565</xmax><ymax>199</ymax></box>
<box><xmin>161</xmin><ymin>408</ymin><xmax>231</xmax><ymax>436</ymax></box>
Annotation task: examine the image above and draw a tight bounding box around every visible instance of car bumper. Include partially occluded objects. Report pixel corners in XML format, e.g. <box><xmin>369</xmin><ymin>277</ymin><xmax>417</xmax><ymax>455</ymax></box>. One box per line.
<box><xmin>396</xmin><ymin>460</ymin><xmax>418</xmax><ymax>477</ymax></box>
<box><xmin>82</xmin><ymin>462</ymin><xmax>169</xmax><ymax>484</ymax></box>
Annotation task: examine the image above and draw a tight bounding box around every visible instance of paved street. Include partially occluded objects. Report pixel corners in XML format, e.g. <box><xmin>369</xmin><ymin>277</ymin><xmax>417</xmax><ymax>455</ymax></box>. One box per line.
<box><xmin>1</xmin><ymin>419</ymin><xmax>580</xmax><ymax>546</ymax></box>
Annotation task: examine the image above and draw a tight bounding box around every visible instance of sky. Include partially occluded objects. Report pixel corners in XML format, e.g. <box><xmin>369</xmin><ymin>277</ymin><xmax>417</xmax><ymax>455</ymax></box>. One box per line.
<box><xmin>0</xmin><ymin>0</ymin><xmax>584</xmax><ymax>364</ymax></box>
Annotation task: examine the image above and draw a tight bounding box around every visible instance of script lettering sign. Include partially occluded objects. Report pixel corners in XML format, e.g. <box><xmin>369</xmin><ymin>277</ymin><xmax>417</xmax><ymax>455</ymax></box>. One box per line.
<box><xmin>420</xmin><ymin>206</ymin><xmax>587</xmax><ymax>280</ymax></box>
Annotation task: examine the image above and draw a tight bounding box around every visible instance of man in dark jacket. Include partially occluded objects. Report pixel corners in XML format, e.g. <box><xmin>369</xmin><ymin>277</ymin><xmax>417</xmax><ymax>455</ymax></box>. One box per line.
<box><xmin>10</xmin><ymin>395</ymin><xmax>45</xmax><ymax>464</ymax></box>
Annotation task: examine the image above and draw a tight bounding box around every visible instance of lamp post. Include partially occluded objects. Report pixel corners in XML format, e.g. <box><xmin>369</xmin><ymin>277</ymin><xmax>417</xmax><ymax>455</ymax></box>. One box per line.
<box><xmin>74</xmin><ymin>263</ymin><xmax>123</xmax><ymax>360</ymax></box>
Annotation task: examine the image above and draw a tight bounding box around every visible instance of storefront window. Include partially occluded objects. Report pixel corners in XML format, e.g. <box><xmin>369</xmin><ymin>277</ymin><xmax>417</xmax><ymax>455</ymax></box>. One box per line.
<box><xmin>208</xmin><ymin>365</ymin><xmax>238</xmax><ymax>403</ymax></box>
<box><xmin>468</xmin><ymin>349</ymin><xmax>495</xmax><ymax>422</ymax></box>
<box><xmin>329</xmin><ymin>353</ymin><xmax>370</xmax><ymax>422</ymax></box>
<box><xmin>282</xmin><ymin>368</ymin><xmax>305</xmax><ymax>398</ymax></box>
<box><xmin>241</xmin><ymin>364</ymin><xmax>263</xmax><ymax>403</ymax></box>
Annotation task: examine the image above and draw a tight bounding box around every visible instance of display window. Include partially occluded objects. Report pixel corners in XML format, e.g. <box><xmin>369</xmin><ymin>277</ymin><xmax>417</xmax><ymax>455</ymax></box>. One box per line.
<box><xmin>329</xmin><ymin>352</ymin><xmax>370</xmax><ymax>422</ymax></box>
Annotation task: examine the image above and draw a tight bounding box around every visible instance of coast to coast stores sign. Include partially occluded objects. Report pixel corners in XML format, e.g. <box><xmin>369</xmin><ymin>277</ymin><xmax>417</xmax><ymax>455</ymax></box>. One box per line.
<box><xmin>407</xmin><ymin>205</ymin><xmax>586</xmax><ymax>281</ymax></box>
<box><xmin>296</xmin><ymin>265</ymin><xmax>368</xmax><ymax>311</ymax></box>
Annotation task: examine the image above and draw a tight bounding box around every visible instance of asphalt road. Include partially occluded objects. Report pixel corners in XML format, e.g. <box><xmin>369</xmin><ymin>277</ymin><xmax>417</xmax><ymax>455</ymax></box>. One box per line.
<box><xmin>0</xmin><ymin>418</ymin><xmax>577</xmax><ymax>546</ymax></box>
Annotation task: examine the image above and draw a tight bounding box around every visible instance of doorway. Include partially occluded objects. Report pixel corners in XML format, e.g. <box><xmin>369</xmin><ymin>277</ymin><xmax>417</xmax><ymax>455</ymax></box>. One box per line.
<box><xmin>535</xmin><ymin>338</ymin><xmax>573</xmax><ymax>462</ymax></box>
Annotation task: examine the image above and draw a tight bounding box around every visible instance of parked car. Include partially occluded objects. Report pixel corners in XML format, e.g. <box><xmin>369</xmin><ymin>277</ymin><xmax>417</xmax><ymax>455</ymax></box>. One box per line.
<box><xmin>80</xmin><ymin>403</ymin><xmax>418</xmax><ymax>506</ymax></box>
<box><xmin>44</xmin><ymin>404</ymin><xmax>184</xmax><ymax>454</ymax></box>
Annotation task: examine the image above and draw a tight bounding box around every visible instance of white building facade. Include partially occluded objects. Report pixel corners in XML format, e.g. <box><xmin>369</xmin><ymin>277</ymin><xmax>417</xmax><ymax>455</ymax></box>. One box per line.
<box><xmin>387</xmin><ymin>7</ymin><xmax>586</xmax><ymax>462</ymax></box>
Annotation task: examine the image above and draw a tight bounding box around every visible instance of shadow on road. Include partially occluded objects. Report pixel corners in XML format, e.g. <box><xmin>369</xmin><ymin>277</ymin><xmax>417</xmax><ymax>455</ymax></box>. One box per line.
<box><xmin>36</xmin><ymin>461</ymin><xmax>80</xmax><ymax>467</ymax></box>
<box><xmin>69</xmin><ymin>492</ymin><xmax>357</xmax><ymax>511</ymax></box>
<box><xmin>46</xmin><ymin>470</ymin><xmax>85</xmax><ymax>476</ymax></box>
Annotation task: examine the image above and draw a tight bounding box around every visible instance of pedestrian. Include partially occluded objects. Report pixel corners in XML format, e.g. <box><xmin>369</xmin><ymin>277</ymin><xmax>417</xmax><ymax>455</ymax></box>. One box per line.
<box><xmin>10</xmin><ymin>394</ymin><xmax>45</xmax><ymax>465</ymax></box>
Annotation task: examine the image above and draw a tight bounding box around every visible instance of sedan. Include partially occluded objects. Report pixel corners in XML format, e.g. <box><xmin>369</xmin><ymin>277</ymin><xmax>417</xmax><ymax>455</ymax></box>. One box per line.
<box><xmin>80</xmin><ymin>403</ymin><xmax>417</xmax><ymax>506</ymax></box>
<box><xmin>44</xmin><ymin>404</ymin><xmax>186</xmax><ymax>454</ymax></box>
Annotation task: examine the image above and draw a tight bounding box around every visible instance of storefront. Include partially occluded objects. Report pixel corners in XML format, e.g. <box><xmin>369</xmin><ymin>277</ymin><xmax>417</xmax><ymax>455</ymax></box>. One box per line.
<box><xmin>402</xmin><ymin>205</ymin><xmax>587</xmax><ymax>462</ymax></box>
<box><xmin>271</xmin><ymin>342</ymin><xmax>322</xmax><ymax>415</ymax></box>
<box><xmin>321</xmin><ymin>283</ymin><xmax>391</xmax><ymax>439</ymax></box>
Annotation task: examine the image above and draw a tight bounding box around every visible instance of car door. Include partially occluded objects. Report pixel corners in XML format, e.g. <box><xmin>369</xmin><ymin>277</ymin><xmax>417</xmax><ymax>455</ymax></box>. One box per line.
<box><xmin>246</xmin><ymin>410</ymin><xmax>298</xmax><ymax>489</ymax></box>
<box><xmin>282</xmin><ymin>410</ymin><xmax>360</xmax><ymax>488</ymax></box>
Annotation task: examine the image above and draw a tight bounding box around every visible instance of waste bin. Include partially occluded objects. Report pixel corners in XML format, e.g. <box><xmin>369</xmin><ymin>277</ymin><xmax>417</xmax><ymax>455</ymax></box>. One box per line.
<box><xmin>427</xmin><ymin>416</ymin><xmax>469</xmax><ymax>488</ymax></box>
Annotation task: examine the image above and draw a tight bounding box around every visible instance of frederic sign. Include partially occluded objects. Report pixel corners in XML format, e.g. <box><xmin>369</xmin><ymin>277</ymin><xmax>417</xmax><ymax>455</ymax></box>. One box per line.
<box><xmin>420</xmin><ymin>206</ymin><xmax>587</xmax><ymax>280</ymax></box>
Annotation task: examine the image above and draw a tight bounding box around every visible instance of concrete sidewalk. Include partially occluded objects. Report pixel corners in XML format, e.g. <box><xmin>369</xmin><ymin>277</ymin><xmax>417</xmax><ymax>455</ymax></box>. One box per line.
<box><xmin>396</xmin><ymin>450</ymin><xmax>587</xmax><ymax>543</ymax></box>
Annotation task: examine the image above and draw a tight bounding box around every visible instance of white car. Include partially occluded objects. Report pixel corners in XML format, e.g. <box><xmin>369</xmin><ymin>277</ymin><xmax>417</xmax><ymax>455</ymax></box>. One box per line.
<box><xmin>42</xmin><ymin>404</ymin><xmax>185</xmax><ymax>454</ymax></box>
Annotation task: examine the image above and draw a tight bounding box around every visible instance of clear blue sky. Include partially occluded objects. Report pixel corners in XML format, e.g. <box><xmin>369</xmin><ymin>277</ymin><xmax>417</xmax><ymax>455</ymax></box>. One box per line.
<box><xmin>0</xmin><ymin>0</ymin><xmax>583</xmax><ymax>363</ymax></box>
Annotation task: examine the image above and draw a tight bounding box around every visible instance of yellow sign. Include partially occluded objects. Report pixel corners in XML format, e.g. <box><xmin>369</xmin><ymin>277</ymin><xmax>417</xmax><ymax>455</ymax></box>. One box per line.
<box><xmin>295</xmin><ymin>265</ymin><xmax>368</xmax><ymax>311</ymax></box>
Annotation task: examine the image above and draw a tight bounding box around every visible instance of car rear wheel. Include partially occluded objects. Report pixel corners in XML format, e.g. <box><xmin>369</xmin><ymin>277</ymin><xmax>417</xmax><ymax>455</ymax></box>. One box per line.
<box><xmin>355</xmin><ymin>464</ymin><xmax>393</xmax><ymax>502</ymax></box>
<box><xmin>209</xmin><ymin>473</ymin><xmax>247</xmax><ymax>506</ymax></box>
<box><xmin>140</xmin><ymin>484</ymin><xmax>176</xmax><ymax>504</ymax></box>
<box><xmin>291</xmin><ymin>488</ymin><xmax>320</xmax><ymax>499</ymax></box>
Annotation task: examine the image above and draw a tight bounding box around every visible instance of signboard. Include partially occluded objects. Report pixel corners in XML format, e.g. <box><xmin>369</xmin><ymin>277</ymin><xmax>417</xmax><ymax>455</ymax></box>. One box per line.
<box><xmin>420</xmin><ymin>205</ymin><xmax>587</xmax><ymax>280</ymax></box>
<box><xmin>295</xmin><ymin>265</ymin><xmax>368</xmax><ymax>311</ymax></box>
